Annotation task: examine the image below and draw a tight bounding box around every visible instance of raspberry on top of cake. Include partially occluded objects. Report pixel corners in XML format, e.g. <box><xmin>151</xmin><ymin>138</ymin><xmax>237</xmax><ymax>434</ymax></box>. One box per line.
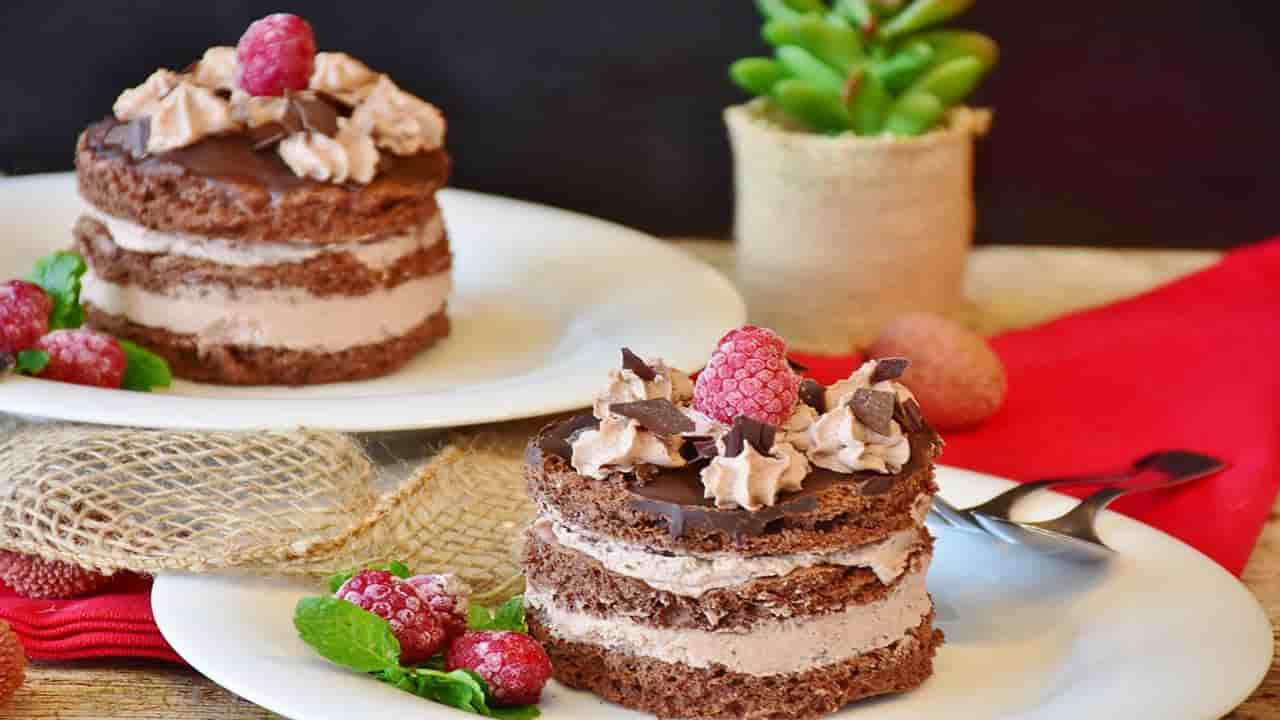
<box><xmin>522</xmin><ymin>326</ymin><xmax>945</xmax><ymax>720</ymax></box>
<box><xmin>73</xmin><ymin>14</ymin><xmax>454</xmax><ymax>386</ymax></box>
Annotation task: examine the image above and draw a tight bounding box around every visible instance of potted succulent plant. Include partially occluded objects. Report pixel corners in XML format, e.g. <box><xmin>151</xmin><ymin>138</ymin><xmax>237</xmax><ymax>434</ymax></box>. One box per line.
<box><xmin>726</xmin><ymin>0</ymin><xmax>997</xmax><ymax>352</ymax></box>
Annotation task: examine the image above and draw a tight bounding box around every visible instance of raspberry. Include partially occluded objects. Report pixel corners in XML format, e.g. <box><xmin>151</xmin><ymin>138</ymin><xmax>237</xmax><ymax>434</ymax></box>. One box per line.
<box><xmin>32</xmin><ymin>330</ymin><xmax>126</xmax><ymax>389</ymax></box>
<box><xmin>405</xmin><ymin>574</ymin><xmax>470</xmax><ymax>640</ymax></box>
<box><xmin>694</xmin><ymin>325</ymin><xmax>801</xmax><ymax>426</ymax></box>
<box><xmin>0</xmin><ymin>280</ymin><xmax>51</xmax><ymax>353</ymax></box>
<box><xmin>336</xmin><ymin>570</ymin><xmax>447</xmax><ymax>665</ymax></box>
<box><xmin>445</xmin><ymin>631</ymin><xmax>553</xmax><ymax>706</ymax></box>
<box><xmin>0</xmin><ymin>619</ymin><xmax>25</xmax><ymax>704</ymax></box>
<box><xmin>0</xmin><ymin>551</ymin><xmax>114</xmax><ymax>599</ymax></box>
<box><xmin>236</xmin><ymin>14</ymin><xmax>317</xmax><ymax>97</ymax></box>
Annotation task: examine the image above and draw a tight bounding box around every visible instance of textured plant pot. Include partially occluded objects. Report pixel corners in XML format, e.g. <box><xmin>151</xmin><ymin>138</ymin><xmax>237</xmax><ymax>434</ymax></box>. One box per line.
<box><xmin>726</xmin><ymin>100</ymin><xmax>991</xmax><ymax>353</ymax></box>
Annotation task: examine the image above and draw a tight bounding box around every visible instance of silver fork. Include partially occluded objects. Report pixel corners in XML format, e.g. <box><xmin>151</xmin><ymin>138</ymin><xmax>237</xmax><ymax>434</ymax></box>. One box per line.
<box><xmin>969</xmin><ymin>451</ymin><xmax>1226</xmax><ymax>557</ymax></box>
<box><xmin>929</xmin><ymin>450</ymin><xmax>1223</xmax><ymax>531</ymax></box>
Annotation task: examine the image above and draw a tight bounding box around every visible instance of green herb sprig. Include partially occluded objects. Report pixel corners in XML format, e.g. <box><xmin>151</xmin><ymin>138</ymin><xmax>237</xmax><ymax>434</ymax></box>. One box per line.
<box><xmin>731</xmin><ymin>0</ymin><xmax>997</xmax><ymax>136</ymax></box>
<box><xmin>296</xmin><ymin>564</ymin><xmax>540</xmax><ymax>719</ymax></box>
<box><xmin>19</xmin><ymin>251</ymin><xmax>171</xmax><ymax>391</ymax></box>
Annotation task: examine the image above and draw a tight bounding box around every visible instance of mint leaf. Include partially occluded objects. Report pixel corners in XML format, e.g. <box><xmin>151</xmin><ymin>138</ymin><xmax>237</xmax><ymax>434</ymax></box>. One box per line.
<box><xmin>469</xmin><ymin>596</ymin><xmax>528</xmax><ymax>633</ymax></box>
<box><xmin>380</xmin><ymin>667</ymin><xmax>493</xmax><ymax>715</ymax></box>
<box><xmin>294</xmin><ymin>596</ymin><xmax>401</xmax><ymax>673</ymax></box>
<box><xmin>326</xmin><ymin>560</ymin><xmax>413</xmax><ymax>594</ymax></box>
<box><xmin>15</xmin><ymin>350</ymin><xmax>49</xmax><ymax>375</ymax></box>
<box><xmin>119</xmin><ymin>340</ymin><xmax>172</xmax><ymax>392</ymax></box>
<box><xmin>27</xmin><ymin>252</ymin><xmax>87</xmax><ymax>330</ymax></box>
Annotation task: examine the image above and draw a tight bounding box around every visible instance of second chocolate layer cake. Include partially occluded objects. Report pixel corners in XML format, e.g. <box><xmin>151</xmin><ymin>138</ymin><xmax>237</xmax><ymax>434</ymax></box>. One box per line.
<box><xmin>74</xmin><ymin>46</ymin><xmax>454</xmax><ymax>386</ymax></box>
<box><xmin>522</xmin><ymin>350</ymin><xmax>945</xmax><ymax>720</ymax></box>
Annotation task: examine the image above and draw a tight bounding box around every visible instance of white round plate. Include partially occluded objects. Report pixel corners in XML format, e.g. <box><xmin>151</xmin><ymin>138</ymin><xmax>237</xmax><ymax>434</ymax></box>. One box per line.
<box><xmin>154</xmin><ymin>466</ymin><xmax>1272</xmax><ymax>720</ymax></box>
<box><xmin>0</xmin><ymin>173</ymin><xmax>744</xmax><ymax>431</ymax></box>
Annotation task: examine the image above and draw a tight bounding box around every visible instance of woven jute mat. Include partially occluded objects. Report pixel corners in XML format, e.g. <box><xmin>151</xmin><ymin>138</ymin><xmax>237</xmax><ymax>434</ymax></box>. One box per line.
<box><xmin>0</xmin><ymin>414</ymin><xmax>553</xmax><ymax>604</ymax></box>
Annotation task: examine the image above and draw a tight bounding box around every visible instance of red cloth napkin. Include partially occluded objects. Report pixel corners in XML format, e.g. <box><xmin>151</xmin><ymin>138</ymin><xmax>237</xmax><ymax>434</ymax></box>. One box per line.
<box><xmin>796</xmin><ymin>237</ymin><xmax>1280</xmax><ymax>576</ymax></box>
<box><xmin>2</xmin><ymin>237</ymin><xmax>1277</xmax><ymax>662</ymax></box>
<box><xmin>0</xmin><ymin>574</ymin><xmax>181</xmax><ymax>663</ymax></box>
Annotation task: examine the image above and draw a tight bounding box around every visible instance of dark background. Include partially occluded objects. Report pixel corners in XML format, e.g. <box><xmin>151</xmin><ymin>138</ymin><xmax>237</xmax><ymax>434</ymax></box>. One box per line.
<box><xmin>1</xmin><ymin>1</ymin><xmax>1277</xmax><ymax>248</ymax></box>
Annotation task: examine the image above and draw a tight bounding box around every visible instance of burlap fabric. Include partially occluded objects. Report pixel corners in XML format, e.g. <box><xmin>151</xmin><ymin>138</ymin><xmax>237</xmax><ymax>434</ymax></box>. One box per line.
<box><xmin>0</xmin><ymin>415</ymin><xmax>551</xmax><ymax>603</ymax></box>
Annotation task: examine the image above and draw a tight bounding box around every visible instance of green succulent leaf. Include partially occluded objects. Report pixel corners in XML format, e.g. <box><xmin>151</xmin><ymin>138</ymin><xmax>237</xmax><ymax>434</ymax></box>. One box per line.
<box><xmin>730</xmin><ymin>57</ymin><xmax>790</xmax><ymax>96</ymax></box>
<box><xmin>834</xmin><ymin>0</ymin><xmax>875</xmax><ymax>31</ymax></box>
<box><xmin>846</xmin><ymin>69</ymin><xmax>891</xmax><ymax>134</ymax></box>
<box><xmin>119</xmin><ymin>340</ymin><xmax>172</xmax><ymax>392</ymax></box>
<box><xmin>880</xmin><ymin>0</ymin><xmax>975</xmax><ymax>39</ymax></box>
<box><xmin>763</xmin><ymin>15</ymin><xmax>863</xmax><ymax>71</ymax></box>
<box><xmin>756</xmin><ymin>0</ymin><xmax>829</xmax><ymax>21</ymax></box>
<box><xmin>293</xmin><ymin>596</ymin><xmax>401</xmax><ymax>673</ymax></box>
<box><xmin>907</xmin><ymin>55</ymin><xmax>985</xmax><ymax>105</ymax></box>
<box><xmin>326</xmin><ymin>560</ymin><xmax>413</xmax><ymax>593</ymax></box>
<box><xmin>773</xmin><ymin>79</ymin><xmax>853</xmax><ymax>133</ymax></box>
<box><xmin>26</xmin><ymin>251</ymin><xmax>87</xmax><ymax>331</ymax></box>
<box><xmin>468</xmin><ymin>596</ymin><xmax>529</xmax><ymax>633</ymax></box>
<box><xmin>909</xmin><ymin>29</ymin><xmax>998</xmax><ymax>70</ymax></box>
<box><xmin>874</xmin><ymin>40</ymin><xmax>936</xmax><ymax>92</ymax></box>
<box><xmin>775</xmin><ymin>46</ymin><xmax>846</xmax><ymax>94</ymax></box>
<box><xmin>884</xmin><ymin>90</ymin><xmax>947</xmax><ymax>135</ymax></box>
<box><xmin>15</xmin><ymin>350</ymin><xmax>50</xmax><ymax>375</ymax></box>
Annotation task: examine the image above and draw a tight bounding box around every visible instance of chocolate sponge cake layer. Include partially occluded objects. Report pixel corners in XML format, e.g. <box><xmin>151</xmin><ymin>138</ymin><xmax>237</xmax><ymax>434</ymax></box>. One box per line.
<box><xmin>77</xmin><ymin>121</ymin><xmax>450</xmax><ymax>245</ymax></box>
<box><xmin>524</xmin><ymin>426</ymin><xmax>940</xmax><ymax>556</ymax></box>
<box><xmin>525</xmin><ymin>525</ymin><xmax>933</xmax><ymax>632</ymax></box>
<box><xmin>529</xmin><ymin>608</ymin><xmax>942</xmax><ymax>720</ymax></box>
<box><xmin>75</xmin><ymin>215</ymin><xmax>452</xmax><ymax>298</ymax></box>
<box><xmin>85</xmin><ymin>303</ymin><xmax>449</xmax><ymax>386</ymax></box>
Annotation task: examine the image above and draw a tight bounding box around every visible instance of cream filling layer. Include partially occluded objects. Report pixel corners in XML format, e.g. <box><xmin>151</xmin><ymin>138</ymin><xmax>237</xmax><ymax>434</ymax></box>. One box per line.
<box><xmin>83</xmin><ymin>209</ymin><xmax>444</xmax><ymax>270</ymax></box>
<box><xmin>80</xmin><ymin>270</ymin><xmax>451</xmax><ymax>352</ymax></box>
<box><xmin>541</xmin><ymin>517</ymin><xmax>921</xmax><ymax>596</ymax></box>
<box><xmin>526</xmin><ymin>562</ymin><xmax>931</xmax><ymax>676</ymax></box>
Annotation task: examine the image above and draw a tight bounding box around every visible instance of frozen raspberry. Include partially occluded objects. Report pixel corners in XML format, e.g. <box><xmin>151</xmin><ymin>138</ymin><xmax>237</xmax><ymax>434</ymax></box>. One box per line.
<box><xmin>0</xmin><ymin>280</ymin><xmax>51</xmax><ymax>353</ymax></box>
<box><xmin>32</xmin><ymin>330</ymin><xmax>126</xmax><ymax>389</ymax></box>
<box><xmin>445</xmin><ymin>631</ymin><xmax>553</xmax><ymax>706</ymax></box>
<box><xmin>0</xmin><ymin>619</ymin><xmax>25</xmax><ymax>704</ymax></box>
<box><xmin>336</xmin><ymin>570</ymin><xmax>448</xmax><ymax>665</ymax></box>
<box><xmin>405</xmin><ymin>574</ymin><xmax>470</xmax><ymax>641</ymax></box>
<box><xmin>694</xmin><ymin>325</ymin><xmax>801</xmax><ymax>426</ymax></box>
<box><xmin>236</xmin><ymin>13</ymin><xmax>317</xmax><ymax>97</ymax></box>
<box><xmin>0</xmin><ymin>551</ymin><xmax>114</xmax><ymax>599</ymax></box>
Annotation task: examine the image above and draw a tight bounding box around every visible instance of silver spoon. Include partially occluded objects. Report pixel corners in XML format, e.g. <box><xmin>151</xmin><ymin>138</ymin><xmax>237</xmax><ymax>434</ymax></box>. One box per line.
<box><xmin>929</xmin><ymin>450</ymin><xmax>1223</xmax><ymax>531</ymax></box>
<box><xmin>971</xmin><ymin>451</ymin><xmax>1226</xmax><ymax>558</ymax></box>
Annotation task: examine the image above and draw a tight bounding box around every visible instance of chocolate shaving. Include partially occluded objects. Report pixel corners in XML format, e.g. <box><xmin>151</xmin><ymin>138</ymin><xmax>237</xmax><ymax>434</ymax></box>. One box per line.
<box><xmin>870</xmin><ymin>357</ymin><xmax>910</xmax><ymax>384</ymax></box>
<box><xmin>0</xmin><ymin>352</ymin><xmax>13</xmax><ymax>374</ymax></box>
<box><xmin>850</xmin><ymin>389</ymin><xmax>895</xmax><ymax>436</ymax></box>
<box><xmin>693</xmin><ymin>437</ymin><xmax>720</xmax><ymax>460</ymax></box>
<box><xmin>247</xmin><ymin>122</ymin><xmax>289</xmax><ymax>151</ymax></box>
<box><xmin>103</xmin><ymin>117</ymin><xmax>150</xmax><ymax>159</ymax></box>
<box><xmin>611</xmin><ymin>399</ymin><xmax>695</xmax><ymax>436</ymax></box>
<box><xmin>894</xmin><ymin>397</ymin><xmax>926</xmax><ymax>434</ymax></box>
<box><xmin>247</xmin><ymin>94</ymin><xmax>341</xmax><ymax>151</ymax></box>
<box><xmin>860</xmin><ymin>475</ymin><xmax>897</xmax><ymax>496</ymax></box>
<box><xmin>787</xmin><ymin>358</ymin><xmax>809</xmax><ymax>373</ymax></box>
<box><xmin>536</xmin><ymin>414</ymin><xmax>601</xmax><ymax>460</ymax></box>
<box><xmin>282</xmin><ymin>93</ymin><xmax>340</xmax><ymax>137</ymax></box>
<box><xmin>722</xmin><ymin>416</ymin><xmax>777</xmax><ymax>457</ymax></box>
<box><xmin>620</xmin><ymin>347</ymin><xmax>656</xmax><ymax>381</ymax></box>
<box><xmin>798</xmin><ymin>378</ymin><xmax>827</xmax><ymax>413</ymax></box>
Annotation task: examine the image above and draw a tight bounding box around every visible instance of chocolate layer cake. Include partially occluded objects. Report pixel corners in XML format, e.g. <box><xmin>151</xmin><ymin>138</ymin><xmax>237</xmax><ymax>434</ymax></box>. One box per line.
<box><xmin>74</xmin><ymin>43</ymin><xmax>452</xmax><ymax>385</ymax></box>
<box><xmin>523</xmin><ymin>345</ymin><xmax>943</xmax><ymax>719</ymax></box>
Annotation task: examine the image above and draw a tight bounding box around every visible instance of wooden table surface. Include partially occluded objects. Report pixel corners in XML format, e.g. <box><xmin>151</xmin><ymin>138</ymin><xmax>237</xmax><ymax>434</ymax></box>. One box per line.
<box><xmin>7</xmin><ymin>243</ymin><xmax>1278</xmax><ymax>719</ymax></box>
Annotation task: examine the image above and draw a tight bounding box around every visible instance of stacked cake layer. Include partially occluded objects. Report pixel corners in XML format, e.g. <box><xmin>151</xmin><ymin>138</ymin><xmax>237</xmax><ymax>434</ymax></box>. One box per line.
<box><xmin>74</xmin><ymin>47</ymin><xmax>452</xmax><ymax>385</ymax></box>
<box><xmin>522</xmin><ymin>349</ymin><xmax>944</xmax><ymax>720</ymax></box>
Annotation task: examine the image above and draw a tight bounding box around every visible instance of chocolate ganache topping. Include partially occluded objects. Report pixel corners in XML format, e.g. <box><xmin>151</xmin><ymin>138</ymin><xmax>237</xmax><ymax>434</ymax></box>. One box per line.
<box><xmin>92</xmin><ymin>47</ymin><xmax>447</xmax><ymax>189</ymax></box>
<box><xmin>536</xmin><ymin>352</ymin><xmax>937</xmax><ymax>538</ymax></box>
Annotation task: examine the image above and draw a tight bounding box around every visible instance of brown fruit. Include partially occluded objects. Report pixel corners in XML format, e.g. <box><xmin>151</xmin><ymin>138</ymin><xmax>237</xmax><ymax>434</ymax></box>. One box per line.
<box><xmin>869</xmin><ymin>312</ymin><xmax>1007</xmax><ymax>430</ymax></box>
